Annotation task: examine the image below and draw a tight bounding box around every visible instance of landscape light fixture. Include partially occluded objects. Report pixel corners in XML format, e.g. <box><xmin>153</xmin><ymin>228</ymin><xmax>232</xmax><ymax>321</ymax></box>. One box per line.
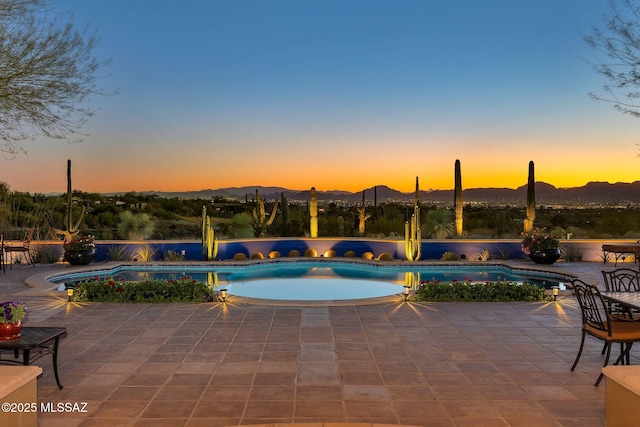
<box><xmin>552</xmin><ymin>286</ymin><xmax>559</xmax><ymax>301</ymax></box>
<box><xmin>220</xmin><ymin>289</ymin><xmax>228</xmax><ymax>303</ymax></box>
<box><xmin>66</xmin><ymin>287</ymin><xmax>74</xmax><ymax>302</ymax></box>
<box><xmin>403</xmin><ymin>285</ymin><xmax>411</xmax><ymax>302</ymax></box>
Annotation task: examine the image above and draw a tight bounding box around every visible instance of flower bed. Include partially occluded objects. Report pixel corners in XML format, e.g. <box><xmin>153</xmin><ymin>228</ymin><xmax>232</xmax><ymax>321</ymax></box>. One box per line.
<box><xmin>69</xmin><ymin>276</ymin><xmax>217</xmax><ymax>303</ymax></box>
<box><xmin>413</xmin><ymin>280</ymin><xmax>549</xmax><ymax>302</ymax></box>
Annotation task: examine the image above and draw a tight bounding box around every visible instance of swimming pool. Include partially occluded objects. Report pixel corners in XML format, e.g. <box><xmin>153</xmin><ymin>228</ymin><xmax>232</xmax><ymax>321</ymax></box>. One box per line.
<box><xmin>50</xmin><ymin>260</ymin><xmax>569</xmax><ymax>301</ymax></box>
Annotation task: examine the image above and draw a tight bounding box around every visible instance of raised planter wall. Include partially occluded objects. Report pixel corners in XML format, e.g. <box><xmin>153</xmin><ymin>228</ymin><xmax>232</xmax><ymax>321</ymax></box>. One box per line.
<box><xmin>30</xmin><ymin>238</ymin><xmax>639</xmax><ymax>264</ymax></box>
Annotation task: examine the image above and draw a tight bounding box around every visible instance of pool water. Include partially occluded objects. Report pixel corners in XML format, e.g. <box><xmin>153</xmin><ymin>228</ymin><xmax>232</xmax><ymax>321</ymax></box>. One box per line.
<box><xmin>50</xmin><ymin>261</ymin><xmax>568</xmax><ymax>301</ymax></box>
<box><xmin>225</xmin><ymin>278</ymin><xmax>402</xmax><ymax>300</ymax></box>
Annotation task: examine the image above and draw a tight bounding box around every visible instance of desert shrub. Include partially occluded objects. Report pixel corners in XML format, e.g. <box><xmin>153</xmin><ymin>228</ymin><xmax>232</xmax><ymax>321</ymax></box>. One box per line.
<box><xmin>475</xmin><ymin>249</ymin><xmax>491</xmax><ymax>261</ymax></box>
<box><xmin>288</xmin><ymin>249</ymin><xmax>300</xmax><ymax>257</ymax></box>
<box><xmin>414</xmin><ymin>280</ymin><xmax>549</xmax><ymax>302</ymax></box>
<box><xmin>251</xmin><ymin>252</ymin><xmax>264</xmax><ymax>259</ymax></box>
<box><xmin>304</xmin><ymin>248</ymin><xmax>318</xmax><ymax>257</ymax></box>
<box><xmin>378</xmin><ymin>252</ymin><xmax>393</xmax><ymax>261</ymax></box>
<box><xmin>494</xmin><ymin>246</ymin><xmax>513</xmax><ymax>260</ymax></box>
<box><xmin>163</xmin><ymin>250</ymin><xmax>185</xmax><ymax>261</ymax></box>
<box><xmin>361</xmin><ymin>251</ymin><xmax>374</xmax><ymax>260</ymax></box>
<box><xmin>230</xmin><ymin>213</ymin><xmax>255</xmax><ymax>238</ymax></box>
<box><xmin>268</xmin><ymin>251</ymin><xmax>281</xmax><ymax>259</ymax></box>
<box><xmin>343</xmin><ymin>250</ymin><xmax>356</xmax><ymax>257</ymax></box>
<box><xmin>70</xmin><ymin>276</ymin><xmax>216</xmax><ymax>303</ymax></box>
<box><xmin>106</xmin><ymin>245</ymin><xmax>130</xmax><ymax>261</ymax></box>
<box><xmin>133</xmin><ymin>246</ymin><xmax>156</xmax><ymax>262</ymax></box>
<box><xmin>441</xmin><ymin>251</ymin><xmax>459</xmax><ymax>261</ymax></box>
<box><xmin>561</xmin><ymin>246</ymin><xmax>584</xmax><ymax>262</ymax></box>
<box><xmin>233</xmin><ymin>253</ymin><xmax>247</xmax><ymax>260</ymax></box>
<box><xmin>32</xmin><ymin>244</ymin><xmax>62</xmax><ymax>263</ymax></box>
<box><xmin>423</xmin><ymin>209</ymin><xmax>455</xmax><ymax>239</ymax></box>
<box><xmin>117</xmin><ymin>211</ymin><xmax>155</xmax><ymax>240</ymax></box>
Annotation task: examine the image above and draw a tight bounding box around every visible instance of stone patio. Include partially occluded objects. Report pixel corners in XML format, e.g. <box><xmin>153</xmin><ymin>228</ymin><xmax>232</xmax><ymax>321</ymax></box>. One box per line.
<box><xmin>0</xmin><ymin>261</ymin><xmax>632</xmax><ymax>426</ymax></box>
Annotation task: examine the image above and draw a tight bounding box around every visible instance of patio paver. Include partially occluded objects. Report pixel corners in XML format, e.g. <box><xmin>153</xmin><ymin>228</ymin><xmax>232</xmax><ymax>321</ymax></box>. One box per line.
<box><xmin>0</xmin><ymin>261</ymin><xmax>628</xmax><ymax>426</ymax></box>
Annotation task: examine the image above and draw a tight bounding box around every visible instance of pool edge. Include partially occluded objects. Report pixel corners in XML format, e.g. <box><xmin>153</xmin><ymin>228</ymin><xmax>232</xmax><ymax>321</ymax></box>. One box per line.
<box><xmin>17</xmin><ymin>258</ymin><xmax>577</xmax><ymax>303</ymax></box>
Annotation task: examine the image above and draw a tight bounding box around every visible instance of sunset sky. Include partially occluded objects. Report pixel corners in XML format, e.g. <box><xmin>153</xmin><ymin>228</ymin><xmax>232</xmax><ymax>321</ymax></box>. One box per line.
<box><xmin>3</xmin><ymin>0</ymin><xmax>640</xmax><ymax>194</ymax></box>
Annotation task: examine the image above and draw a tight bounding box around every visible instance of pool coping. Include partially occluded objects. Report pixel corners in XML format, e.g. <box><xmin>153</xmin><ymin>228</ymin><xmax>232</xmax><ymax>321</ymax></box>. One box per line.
<box><xmin>17</xmin><ymin>258</ymin><xmax>576</xmax><ymax>304</ymax></box>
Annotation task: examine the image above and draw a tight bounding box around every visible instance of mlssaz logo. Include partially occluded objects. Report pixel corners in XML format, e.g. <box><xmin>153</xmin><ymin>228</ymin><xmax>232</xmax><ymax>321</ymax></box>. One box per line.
<box><xmin>40</xmin><ymin>402</ymin><xmax>88</xmax><ymax>413</ymax></box>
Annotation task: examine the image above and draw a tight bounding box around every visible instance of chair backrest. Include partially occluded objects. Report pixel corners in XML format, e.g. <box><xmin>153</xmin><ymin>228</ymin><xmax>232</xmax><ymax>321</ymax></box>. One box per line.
<box><xmin>571</xmin><ymin>279</ymin><xmax>609</xmax><ymax>334</ymax></box>
<box><xmin>20</xmin><ymin>228</ymin><xmax>34</xmax><ymax>248</ymax></box>
<box><xmin>601</xmin><ymin>268</ymin><xmax>640</xmax><ymax>292</ymax></box>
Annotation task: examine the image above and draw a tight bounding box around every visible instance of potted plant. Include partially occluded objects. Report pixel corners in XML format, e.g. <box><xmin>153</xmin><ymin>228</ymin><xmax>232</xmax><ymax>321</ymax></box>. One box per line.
<box><xmin>0</xmin><ymin>301</ymin><xmax>27</xmax><ymax>340</ymax></box>
<box><xmin>521</xmin><ymin>228</ymin><xmax>561</xmax><ymax>264</ymax></box>
<box><xmin>63</xmin><ymin>234</ymin><xmax>96</xmax><ymax>266</ymax></box>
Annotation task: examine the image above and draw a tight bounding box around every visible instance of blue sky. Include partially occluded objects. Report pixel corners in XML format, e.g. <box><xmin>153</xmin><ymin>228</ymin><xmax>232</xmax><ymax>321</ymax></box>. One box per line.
<box><xmin>4</xmin><ymin>0</ymin><xmax>639</xmax><ymax>193</ymax></box>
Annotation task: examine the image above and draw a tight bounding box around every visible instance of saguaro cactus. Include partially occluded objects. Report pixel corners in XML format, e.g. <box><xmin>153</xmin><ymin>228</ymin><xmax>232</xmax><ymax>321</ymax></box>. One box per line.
<box><xmin>281</xmin><ymin>192</ymin><xmax>290</xmax><ymax>224</ymax></box>
<box><xmin>201</xmin><ymin>206</ymin><xmax>218</xmax><ymax>260</ymax></box>
<box><xmin>280</xmin><ymin>192</ymin><xmax>290</xmax><ymax>236</ymax></box>
<box><xmin>404</xmin><ymin>177</ymin><xmax>421</xmax><ymax>261</ymax></box>
<box><xmin>524</xmin><ymin>161</ymin><xmax>536</xmax><ymax>233</ymax></box>
<box><xmin>54</xmin><ymin>159</ymin><xmax>85</xmax><ymax>242</ymax></box>
<box><xmin>252</xmin><ymin>189</ymin><xmax>278</xmax><ymax>237</ymax></box>
<box><xmin>357</xmin><ymin>189</ymin><xmax>372</xmax><ymax>233</ymax></box>
<box><xmin>374</xmin><ymin>185</ymin><xmax>378</xmax><ymax>218</ymax></box>
<box><xmin>454</xmin><ymin>159</ymin><xmax>463</xmax><ymax>237</ymax></box>
<box><xmin>309</xmin><ymin>187</ymin><xmax>318</xmax><ymax>237</ymax></box>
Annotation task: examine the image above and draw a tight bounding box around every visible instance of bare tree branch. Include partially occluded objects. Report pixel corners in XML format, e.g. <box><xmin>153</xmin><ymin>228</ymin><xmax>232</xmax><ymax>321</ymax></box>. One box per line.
<box><xmin>0</xmin><ymin>0</ymin><xmax>112</xmax><ymax>156</ymax></box>
<box><xmin>584</xmin><ymin>0</ymin><xmax>640</xmax><ymax>119</ymax></box>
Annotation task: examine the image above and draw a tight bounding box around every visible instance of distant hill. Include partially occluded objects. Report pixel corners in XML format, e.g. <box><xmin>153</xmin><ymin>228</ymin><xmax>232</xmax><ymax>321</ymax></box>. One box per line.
<box><xmin>134</xmin><ymin>181</ymin><xmax>640</xmax><ymax>206</ymax></box>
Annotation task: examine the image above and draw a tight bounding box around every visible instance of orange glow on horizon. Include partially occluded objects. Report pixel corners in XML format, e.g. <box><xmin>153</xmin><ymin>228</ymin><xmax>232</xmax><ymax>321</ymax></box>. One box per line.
<box><xmin>62</xmin><ymin>166</ymin><xmax>639</xmax><ymax>195</ymax></box>
<box><xmin>2</xmin><ymin>133</ymin><xmax>639</xmax><ymax>194</ymax></box>
<box><xmin>6</xmin><ymin>162</ymin><xmax>639</xmax><ymax>195</ymax></box>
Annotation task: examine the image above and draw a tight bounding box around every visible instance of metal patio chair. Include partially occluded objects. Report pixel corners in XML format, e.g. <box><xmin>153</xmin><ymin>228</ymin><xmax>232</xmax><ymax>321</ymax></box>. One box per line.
<box><xmin>601</xmin><ymin>268</ymin><xmax>640</xmax><ymax>292</ymax></box>
<box><xmin>601</xmin><ymin>268</ymin><xmax>640</xmax><ymax>319</ymax></box>
<box><xmin>570</xmin><ymin>279</ymin><xmax>640</xmax><ymax>386</ymax></box>
<box><xmin>4</xmin><ymin>228</ymin><xmax>35</xmax><ymax>268</ymax></box>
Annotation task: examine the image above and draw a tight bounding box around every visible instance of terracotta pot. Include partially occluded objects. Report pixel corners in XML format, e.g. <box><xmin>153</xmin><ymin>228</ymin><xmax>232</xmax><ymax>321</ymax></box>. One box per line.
<box><xmin>0</xmin><ymin>320</ymin><xmax>22</xmax><ymax>340</ymax></box>
<box><xmin>529</xmin><ymin>248</ymin><xmax>561</xmax><ymax>265</ymax></box>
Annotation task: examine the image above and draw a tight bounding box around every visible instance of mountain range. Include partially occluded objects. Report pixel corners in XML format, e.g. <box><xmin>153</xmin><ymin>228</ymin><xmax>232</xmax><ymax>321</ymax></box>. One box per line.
<box><xmin>138</xmin><ymin>181</ymin><xmax>640</xmax><ymax>206</ymax></box>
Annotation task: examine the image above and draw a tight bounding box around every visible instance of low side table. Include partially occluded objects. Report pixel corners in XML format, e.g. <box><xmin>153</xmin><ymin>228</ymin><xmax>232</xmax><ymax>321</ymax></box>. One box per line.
<box><xmin>0</xmin><ymin>327</ymin><xmax>67</xmax><ymax>389</ymax></box>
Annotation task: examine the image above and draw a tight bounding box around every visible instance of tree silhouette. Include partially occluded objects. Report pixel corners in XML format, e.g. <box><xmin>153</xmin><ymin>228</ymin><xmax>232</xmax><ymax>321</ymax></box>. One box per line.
<box><xmin>0</xmin><ymin>0</ymin><xmax>111</xmax><ymax>156</ymax></box>
<box><xmin>585</xmin><ymin>0</ymin><xmax>640</xmax><ymax>119</ymax></box>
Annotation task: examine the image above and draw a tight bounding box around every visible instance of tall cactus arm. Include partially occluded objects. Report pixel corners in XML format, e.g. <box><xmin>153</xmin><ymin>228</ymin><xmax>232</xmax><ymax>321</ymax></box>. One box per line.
<box><xmin>202</xmin><ymin>206</ymin><xmax>207</xmax><ymax>256</ymax></box>
<box><xmin>524</xmin><ymin>161</ymin><xmax>536</xmax><ymax>233</ymax></box>
<box><xmin>54</xmin><ymin>159</ymin><xmax>84</xmax><ymax>242</ymax></box>
<box><xmin>309</xmin><ymin>187</ymin><xmax>318</xmax><ymax>237</ymax></box>
<box><xmin>265</xmin><ymin>200</ymin><xmax>279</xmax><ymax>227</ymax></box>
<box><xmin>404</xmin><ymin>176</ymin><xmax>422</xmax><ymax>261</ymax></box>
<box><xmin>202</xmin><ymin>206</ymin><xmax>218</xmax><ymax>260</ymax></box>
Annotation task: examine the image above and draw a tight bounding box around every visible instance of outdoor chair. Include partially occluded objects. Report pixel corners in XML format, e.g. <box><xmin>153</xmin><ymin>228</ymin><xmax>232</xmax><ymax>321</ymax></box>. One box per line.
<box><xmin>0</xmin><ymin>233</ymin><xmax>5</xmax><ymax>273</ymax></box>
<box><xmin>601</xmin><ymin>268</ymin><xmax>640</xmax><ymax>319</ymax></box>
<box><xmin>570</xmin><ymin>279</ymin><xmax>640</xmax><ymax>386</ymax></box>
<box><xmin>4</xmin><ymin>228</ymin><xmax>35</xmax><ymax>268</ymax></box>
<box><xmin>601</xmin><ymin>268</ymin><xmax>640</xmax><ymax>292</ymax></box>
